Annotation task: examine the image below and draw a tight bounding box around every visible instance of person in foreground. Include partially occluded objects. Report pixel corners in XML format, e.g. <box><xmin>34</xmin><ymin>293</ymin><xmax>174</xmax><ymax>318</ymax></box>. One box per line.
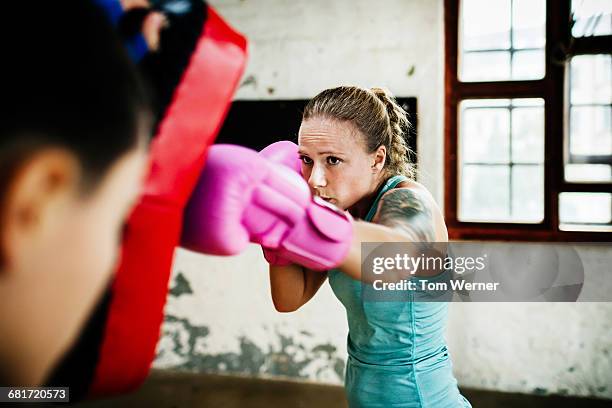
<box><xmin>0</xmin><ymin>0</ymin><xmax>247</xmax><ymax>394</ymax></box>
<box><xmin>183</xmin><ymin>86</ymin><xmax>471</xmax><ymax>407</ymax></box>
<box><xmin>0</xmin><ymin>0</ymin><xmax>149</xmax><ymax>385</ymax></box>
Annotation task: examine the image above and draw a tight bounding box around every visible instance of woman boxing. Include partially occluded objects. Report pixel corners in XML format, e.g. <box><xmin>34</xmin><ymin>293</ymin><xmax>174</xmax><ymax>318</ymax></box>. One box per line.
<box><xmin>184</xmin><ymin>86</ymin><xmax>471</xmax><ymax>407</ymax></box>
<box><xmin>267</xmin><ymin>86</ymin><xmax>470</xmax><ymax>407</ymax></box>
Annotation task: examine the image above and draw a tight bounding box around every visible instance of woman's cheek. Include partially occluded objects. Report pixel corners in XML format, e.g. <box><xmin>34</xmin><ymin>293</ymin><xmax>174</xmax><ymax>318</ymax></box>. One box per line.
<box><xmin>82</xmin><ymin>214</ymin><xmax>123</xmax><ymax>287</ymax></box>
<box><xmin>101</xmin><ymin>221</ymin><xmax>126</xmax><ymax>280</ymax></box>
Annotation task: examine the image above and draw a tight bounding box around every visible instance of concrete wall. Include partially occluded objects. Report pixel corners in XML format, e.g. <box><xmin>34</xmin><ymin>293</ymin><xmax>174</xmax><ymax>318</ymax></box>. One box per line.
<box><xmin>154</xmin><ymin>0</ymin><xmax>612</xmax><ymax>400</ymax></box>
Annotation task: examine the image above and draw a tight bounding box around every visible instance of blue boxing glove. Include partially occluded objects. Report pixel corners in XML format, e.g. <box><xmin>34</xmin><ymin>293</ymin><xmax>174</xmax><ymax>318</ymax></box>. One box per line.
<box><xmin>93</xmin><ymin>0</ymin><xmax>150</xmax><ymax>61</ymax></box>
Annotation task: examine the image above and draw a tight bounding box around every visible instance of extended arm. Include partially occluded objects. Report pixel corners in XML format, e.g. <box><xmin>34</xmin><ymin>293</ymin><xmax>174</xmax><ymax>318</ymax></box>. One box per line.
<box><xmin>338</xmin><ymin>187</ymin><xmax>443</xmax><ymax>281</ymax></box>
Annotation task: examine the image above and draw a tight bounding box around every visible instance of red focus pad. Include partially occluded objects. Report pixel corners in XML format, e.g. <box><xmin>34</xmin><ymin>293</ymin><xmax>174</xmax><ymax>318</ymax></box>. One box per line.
<box><xmin>89</xmin><ymin>6</ymin><xmax>247</xmax><ymax>396</ymax></box>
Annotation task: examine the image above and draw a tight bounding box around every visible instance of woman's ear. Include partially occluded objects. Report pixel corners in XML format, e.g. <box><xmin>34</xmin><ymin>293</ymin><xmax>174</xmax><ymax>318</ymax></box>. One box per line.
<box><xmin>1</xmin><ymin>149</ymin><xmax>79</xmax><ymax>271</ymax></box>
<box><xmin>372</xmin><ymin>145</ymin><xmax>386</xmax><ymax>173</ymax></box>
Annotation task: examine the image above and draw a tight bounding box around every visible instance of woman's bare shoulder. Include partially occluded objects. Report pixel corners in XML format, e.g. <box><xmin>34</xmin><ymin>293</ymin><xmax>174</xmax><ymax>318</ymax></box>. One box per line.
<box><xmin>382</xmin><ymin>180</ymin><xmax>435</xmax><ymax>205</ymax></box>
<box><xmin>374</xmin><ymin>180</ymin><xmax>448</xmax><ymax>241</ymax></box>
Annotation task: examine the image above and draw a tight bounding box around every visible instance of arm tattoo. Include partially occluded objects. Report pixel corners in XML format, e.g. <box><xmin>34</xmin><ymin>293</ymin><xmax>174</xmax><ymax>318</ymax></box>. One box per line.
<box><xmin>376</xmin><ymin>188</ymin><xmax>436</xmax><ymax>242</ymax></box>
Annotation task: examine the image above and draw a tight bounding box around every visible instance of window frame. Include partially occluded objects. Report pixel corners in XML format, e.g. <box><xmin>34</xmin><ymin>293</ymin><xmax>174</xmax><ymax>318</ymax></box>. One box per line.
<box><xmin>444</xmin><ymin>0</ymin><xmax>612</xmax><ymax>241</ymax></box>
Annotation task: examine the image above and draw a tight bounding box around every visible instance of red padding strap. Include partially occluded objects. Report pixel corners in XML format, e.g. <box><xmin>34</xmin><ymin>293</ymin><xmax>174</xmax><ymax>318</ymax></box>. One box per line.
<box><xmin>89</xmin><ymin>5</ymin><xmax>247</xmax><ymax>396</ymax></box>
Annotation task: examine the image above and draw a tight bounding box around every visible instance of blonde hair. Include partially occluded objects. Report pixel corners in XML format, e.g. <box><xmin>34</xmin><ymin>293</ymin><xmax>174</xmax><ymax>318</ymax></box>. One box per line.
<box><xmin>302</xmin><ymin>86</ymin><xmax>415</xmax><ymax>179</ymax></box>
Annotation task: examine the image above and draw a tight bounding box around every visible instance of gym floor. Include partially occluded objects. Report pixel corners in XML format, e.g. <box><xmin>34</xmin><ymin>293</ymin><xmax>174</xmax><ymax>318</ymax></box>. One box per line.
<box><xmin>74</xmin><ymin>370</ymin><xmax>612</xmax><ymax>408</ymax></box>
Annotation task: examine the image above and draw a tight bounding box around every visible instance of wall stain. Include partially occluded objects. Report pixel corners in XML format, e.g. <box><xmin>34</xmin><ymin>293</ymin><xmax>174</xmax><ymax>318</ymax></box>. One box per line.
<box><xmin>168</xmin><ymin>272</ymin><xmax>193</xmax><ymax>298</ymax></box>
<box><xmin>239</xmin><ymin>75</ymin><xmax>257</xmax><ymax>89</ymax></box>
<box><xmin>312</xmin><ymin>343</ymin><xmax>337</xmax><ymax>358</ymax></box>
<box><xmin>333</xmin><ymin>357</ymin><xmax>345</xmax><ymax>379</ymax></box>
<box><xmin>157</xmin><ymin>313</ymin><xmax>345</xmax><ymax>381</ymax></box>
<box><xmin>533</xmin><ymin>387</ymin><xmax>547</xmax><ymax>396</ymax></box>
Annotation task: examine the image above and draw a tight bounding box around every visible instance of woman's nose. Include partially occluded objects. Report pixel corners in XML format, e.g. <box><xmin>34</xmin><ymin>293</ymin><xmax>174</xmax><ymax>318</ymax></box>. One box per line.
<box><xmin>308</xmin><ymin>163</ymin><xmax>327</xmax><ymax>190</ymax></box>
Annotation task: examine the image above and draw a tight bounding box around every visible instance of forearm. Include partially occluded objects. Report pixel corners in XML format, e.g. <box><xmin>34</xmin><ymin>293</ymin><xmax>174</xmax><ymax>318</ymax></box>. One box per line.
<box><xmin>338</xmin><ymin>220</ymin><xmax>411</xmax><ymax>281</ymax></box>
<box><xmin>269</xmin><ymin>264</ymin><xmax>306</xmax><ymax>312</ymax></box>
<box><xmin>269</xmin><ymin>262</ymin><xmax>329</xmax><ymax>312</ymax></box>
<box><xmin>338</xmin><ymin>186</ymin><xmax>448</xmax><ymax>282</ymax></box>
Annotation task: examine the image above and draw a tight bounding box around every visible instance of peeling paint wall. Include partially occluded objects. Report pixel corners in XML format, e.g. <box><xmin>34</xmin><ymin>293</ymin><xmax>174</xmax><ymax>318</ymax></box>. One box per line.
<box><xmin>156</xmin><ymin>247</ymin><xmax>348</xmax><ymax>384</ymax></box>
<box><xmin>154</xmin><ymin>0</ymin><xmax>612</xmax><ymax>401</ymax></box>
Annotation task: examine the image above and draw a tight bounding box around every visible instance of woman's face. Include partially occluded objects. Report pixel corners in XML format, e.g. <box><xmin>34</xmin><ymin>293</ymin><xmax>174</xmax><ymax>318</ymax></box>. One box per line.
<box><xmin>298</xmin><ymin>116</ymin><xmax>384</xmax><ymax>211</ymax></box>
<box><xmin>0</xmin><ymin>145</ymin><xmax>147</xmax><ymax>384</ymax></box>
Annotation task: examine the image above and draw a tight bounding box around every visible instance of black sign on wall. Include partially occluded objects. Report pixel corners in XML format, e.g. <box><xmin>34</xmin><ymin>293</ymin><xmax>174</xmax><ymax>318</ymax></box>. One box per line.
<box><xmin>215</xmin><ymin>98</ymin><xmax>418</xmax><ymax>168</ymax></box>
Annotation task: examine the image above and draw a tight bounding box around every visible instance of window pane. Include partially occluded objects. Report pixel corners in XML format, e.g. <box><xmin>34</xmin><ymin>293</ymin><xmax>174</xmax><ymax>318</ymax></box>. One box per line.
<box><xmin>513</xmin><ymin>0</ymin><xmax>546</xmax><ymax>48</ymax></box>
<box><xmin>460</xmin><ymin>165</ymin><xmax>510</xmax><ymax>221</ymax></box>
<box><xmin>512</xmin><ymin>105</ymin><xmax>545</xmax><ymax>163</ymax></box>
<box><xmin>570</xmin><ymin>55</ymin><xmax>612</xmax><ymax>105</ymax></box>
<box><xmin>461</xmin><ymin>106</ymin><xmax>510</xmax><ymax>163</ymax></box>
<box><xmin>559</xmin><ymin>193</ymin><xmax>612</xmax><ymax>225</ymax></box>
<box><xmin>566</xmin><ymin>55</ymin><xmax>612</xmax><ymax>183</ymax></box>
<box><xmin>459</xmin><ymin>0</ymin><xmax>546</xmax><ymax>82</ymax></box>
<box><xmin>462</xmin><ymin>51</ymin><xmax>511</xmax><ymax>82</ymax></box>
<box><xmin>565</xmin><ymin>164</ymin><xmax>612</xmax><ymax>182</ymax></box>
<box><xmin>512</xmin><ymin>165</ymin><xmax>544</xmax><ymax>222</ymax></box>
<box><xmin>572</xmin><ymin>0</ymin><xmax>612</xmax><ymax>37</ymax></box>
<box><xmin>459</xmin><ymin>98</ymin><xmax>544</xmax><ymax>224</ymax></box>
<box><xmin>569</xmin><ymin>106</ymin><xmax>612</xmax><ymax>156</ymax></box>
<box><xmin>461</xmin><ymin>0</ymin><xmax>511</xmax><ymax>51</ymax></box>
<box><xmin>512</xmin><ymin>49</ymin><xmax>545</xmax><ymax>80</ymax></box>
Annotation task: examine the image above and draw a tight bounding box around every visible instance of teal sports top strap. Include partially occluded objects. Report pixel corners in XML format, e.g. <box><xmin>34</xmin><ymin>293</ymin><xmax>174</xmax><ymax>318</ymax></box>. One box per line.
<box><xmin>363</xmin><ymin>175</ymin><xmax>409</xmax><ymax>222</ymax></box>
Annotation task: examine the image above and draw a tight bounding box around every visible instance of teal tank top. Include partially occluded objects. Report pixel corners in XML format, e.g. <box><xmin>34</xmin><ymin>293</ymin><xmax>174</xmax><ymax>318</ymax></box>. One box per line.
<box><xmin>328</xmin><ymin>175</ymin><xmax>471</xmax><ymax>408</ymax></box>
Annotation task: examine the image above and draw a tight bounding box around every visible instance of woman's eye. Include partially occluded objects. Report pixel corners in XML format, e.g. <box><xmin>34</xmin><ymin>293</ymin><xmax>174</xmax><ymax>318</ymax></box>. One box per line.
<box><xmin>327</xmin><ymin>156</ymin><xmax>342</xmax><ymax>165</ymax></box>
<box><xmin>300</xmin><ymin>155</ymin><xmax>313</xmax><ymax>165</ymax></box>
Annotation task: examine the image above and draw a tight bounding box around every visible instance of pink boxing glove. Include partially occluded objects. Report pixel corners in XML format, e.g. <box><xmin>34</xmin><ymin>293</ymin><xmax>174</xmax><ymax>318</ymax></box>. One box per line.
<box><xmin>260</xmin><ymin>140</ymin><xmax>302</xmax><ymax>174</ymax></box>
<box><xmin>259</xmin><ymin>141</ymin><xmax>301</xmax><ymax>266</ymax></box>
<box><xmin>181</xmin><ymin>144</ymin><xmax>353</xmax><ymax>271</ymax></box>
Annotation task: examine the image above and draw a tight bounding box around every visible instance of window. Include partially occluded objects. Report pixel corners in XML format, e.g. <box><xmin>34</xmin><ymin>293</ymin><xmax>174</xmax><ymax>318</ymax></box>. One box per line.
<box><xmin>445</xmin><ymin>0</ymin><xmax>612</xmax><ymax>240</ymax></box>
<box><xmin>459</xmin><ymin>98</ymin><xmax>545</xmax><ymax>223</ymax></box>
<box><xmin>459</xmin><ymin>0</ymin><xmax>546</xmax><ymax>82</ymax></box>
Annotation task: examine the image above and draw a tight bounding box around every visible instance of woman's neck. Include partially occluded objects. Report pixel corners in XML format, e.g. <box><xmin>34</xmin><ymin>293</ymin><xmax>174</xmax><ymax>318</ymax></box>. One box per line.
<box><xmin>347</xmin><ymin>174</ymin><xmax>389</xmax><ymax>220</ymax></box>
